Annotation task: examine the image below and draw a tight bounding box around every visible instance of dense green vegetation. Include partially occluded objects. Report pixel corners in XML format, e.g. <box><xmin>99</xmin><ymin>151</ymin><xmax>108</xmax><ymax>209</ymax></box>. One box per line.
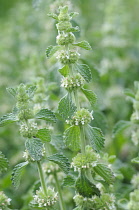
<box><xmin>0</xmin><ymin>0</ymin><xmax>139</xmax><ymax>209</ymax></box>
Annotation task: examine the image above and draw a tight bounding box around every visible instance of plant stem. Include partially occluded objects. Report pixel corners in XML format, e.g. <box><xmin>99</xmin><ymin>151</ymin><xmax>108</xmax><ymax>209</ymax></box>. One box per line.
<box><xmin>74</xmin><ymin>89</ymin><xmax>80</xmax><ymax>111</ymax></box>
<box><xmin>37</xmin><ymin>161</ymin><xmax>47</xmax><ymax>196</ymax></box>
<box><xmin>54</xmin><ymin>173</ymin><xmax>66</xmax><ymax>210</ymax></box>
<box><xmin>80</xmin><ymin>125</ymin><xmax>86</xmax><ymax>154</ymax></box>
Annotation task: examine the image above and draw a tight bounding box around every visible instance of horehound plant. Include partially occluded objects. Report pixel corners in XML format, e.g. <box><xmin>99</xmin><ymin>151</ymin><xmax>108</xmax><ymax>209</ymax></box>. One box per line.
<box><xmin>0</xmin><ymin>84</ymin><xmax>60</xmax><ymax>209</ymax></box>
<box><xmin>46</xmin><ymin>5</ymin><xmax>116</xmax><ymax>210</ymax></box>
<box><xmin>113</xmin><ymin>81</ymin><xmax>139</xmax><ymax>209</ymax></box>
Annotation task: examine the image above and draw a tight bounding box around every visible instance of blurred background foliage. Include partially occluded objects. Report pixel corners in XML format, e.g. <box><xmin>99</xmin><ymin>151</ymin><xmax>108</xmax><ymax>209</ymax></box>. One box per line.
<box><xmin>0</xmin><ymin>0</ymin><xmax>139</xmax><ymax>209</ymax></box>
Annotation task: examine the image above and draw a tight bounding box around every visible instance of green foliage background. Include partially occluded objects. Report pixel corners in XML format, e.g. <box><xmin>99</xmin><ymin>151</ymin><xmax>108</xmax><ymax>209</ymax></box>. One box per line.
<box><xmin>0</xmin><ymin>0</ymin><xmax>139</xmax><ymax>209</ymax></box>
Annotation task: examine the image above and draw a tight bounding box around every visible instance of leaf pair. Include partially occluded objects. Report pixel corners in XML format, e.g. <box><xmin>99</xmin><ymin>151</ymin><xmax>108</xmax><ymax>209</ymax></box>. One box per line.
<box><xmin>64</xmin><ymin>125</ymin><xmax>105</xmax><ymax>153</ymax></box>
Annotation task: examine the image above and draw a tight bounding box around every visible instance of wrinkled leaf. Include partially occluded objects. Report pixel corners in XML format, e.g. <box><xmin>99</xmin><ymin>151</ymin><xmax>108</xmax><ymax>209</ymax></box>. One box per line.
<box><xmin>113</xmin><ymin>120</ymin><xmax>131</xmax><ymax>137</ymax></box>
<box><xmin>12</xmin><ymin>162</ymin><xmax>28</xmax><ymax>189</ymax></box>
<box><xmin>0</xmin><ymin>113</ymin><xmax>17</xmax><ymax>127</ymax></box>
<box><xmin>25</xmin><ymin>138</ymin><xmax>44</xmax><ymax>161</ymax></box>
<box><xmin>58</xmin><ymin>65</ymin><xmax>69</xmax><ymax>77</ymax></box>
<box><xmin>64</xmin><ymin>125</ymin><xmax>80</xmax><ymax>152</ymax></box>
<box><xmin>77</xmin><ymin>64</ymin><xmax>92</xmax><ymax>82</ymax></box>
<box><xmin>73</xmin><ymin>40</ymin><xmax>92</xmax><ymax>50</ymax></box>
<box><xmin>81</xmin><ymin>88</ymin><xmax>97</xmax><ymax>107</ymax></box>
<box><xmin>35</xmin><ymin>109</ymin><xmax>56</xmax><ymax>123</ymax></box>
<box><xmin>0</xmin><ymin>151</ymin><xmax>9</xmax><ymax>175</ymax></box>
<box><xmin>36</xmin><ymin>128</ymin><xmax>51</xmax><ymax>142</ymax></box>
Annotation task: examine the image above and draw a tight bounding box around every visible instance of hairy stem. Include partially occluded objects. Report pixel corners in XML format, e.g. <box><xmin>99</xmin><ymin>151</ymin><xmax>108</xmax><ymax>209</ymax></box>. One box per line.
<box><xmin>54</xmin><ymin>173</ymin><xmax>66</xmax><ymax>210</ymax></box>
<box><xmin>80</xmin><ymin>125</ymin><xmax>86</xmax><ymax>154</ymax></box>
<box><xmin>37</xmin><ymin>161</ymin><xmax>47</xmax><ymax>196</ymax></box>
<box><xmin>74</xmin><ymin>89</ymin><xmax>80</xmax><ymax>111</ymax></box>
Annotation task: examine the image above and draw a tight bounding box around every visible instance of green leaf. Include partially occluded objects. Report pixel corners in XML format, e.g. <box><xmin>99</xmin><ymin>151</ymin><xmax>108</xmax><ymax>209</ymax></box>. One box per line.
<box><xmin>0</xmin><ymin>113</ymin><xmax>17</xmax><ymax>127</ymax></box>
<box><xmin>64</xmin><ymin>125</ymin><xmax>80</xmax><ymax>152</ymax></box>
<box><xmin>91</xmin><ymin>111</ymin><xmax>108</xmax><ymax>134</ymax></box>
<box><xmin>131</xmin><ymin>157</ymin><xmax>139</xmax><ymax>164</ymax></box>
<box><xmin>81</xmin><ymin>88</ymin><xmax>97</xmax><ymax>107</ymax></box>
<box><xmin>69</xmin><ymin>12</ymin><xmax>79</xmax><ymax>18</ymax></box>
<box><xmin>62</xmin><ymin>175</ymin><xmax>75</xmax><ymax>187</ymax></box>
<box><xmin>73</xmin><ymin>40</ymin><xmax>92</xmax><ymax>50</ymax></box>
<box><xmin>12</xmin><ymin>162</ymin><xmax>28</xmax><ymax>189</ymax></box>
<box><xmin>58</xmin><ymin>65</ymin><xmax>69</xmax><ymax>77</ymax></box>
<box><xmin>27</xmin><ymin>85</ymin><xmax>37</xmax><ymax>97</ymax></box>
<box><xmin>77</xmin><ymin>64</ymin><xmax>92</xmax><ymax>82</ymax></box>
<box><xmin>0</xmin><ymin>151</ymin><xmax>9</xmax><ymax>175</ymax></box>
<box><xmin>113</xmin><ymin>121</ymin><xmax>131</xmax><ymax>137</ymax></box>
<box><xmin>67</xmin><ymin>26</ymin><xmax>80</xmax><ymax>32</ymax></box>
<box><xmin>124</xmin><ymin>88</ymin><xmax>135</xmax><ymax>98</ymax></box>
<box><xmin>75</xmin><ymin>173</ymin><xmax>100</xmax><ymax>197</ymax></box>
<box><xmin>25</xmin><ymin>138</ymin><xmax>43</xmax><ymax>161</ymax></box>
<box><xmin>47</xmin><ymin>153</ymin><xmax>70</xmax><ymax>174</ymax></box>
<box><xmin>35</xmin><ymin>109</ymin><xmax>56</xmax><ymax>123</ymax></box>
<box><xmin>85</xmin><ymin>125</ymin><xmax>105</xmax><ymax>152</ymax></box>
<box><xmin>36</xmin><ymin>128</ymin><xmax>51</xmax><ymax>142</ymax></box>
<box><xmin>6</xmin><ymin>87</ymin><xmax>17</xmax><ymax>97</ymax></box>
<box><xmin>93</xmin><ymin>163</ymin><xmax>114</xmax><ymax>184</ymax></box>
<box><xmin>46</xmin><ymin>45</ymin><xmax>61</xmax><ymax>58</ymax></box>
<box><xmin>58</xmin><ymin>94</ymin><xmax>76</xmax><ymax>120</ymax></box>
<box><xmin>47</xmin><ymin>13</ymin><xmax>58</xmax><ymax>20</ymax></box>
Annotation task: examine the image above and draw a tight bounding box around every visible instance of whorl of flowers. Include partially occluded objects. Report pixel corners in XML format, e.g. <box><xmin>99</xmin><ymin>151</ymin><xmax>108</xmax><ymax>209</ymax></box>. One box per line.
<box><xmin>0</xmin><ymin>191</ymin><xmax>11</xmax><ymax>209</ymax></box>
<box><xmin>30</xmin><ymin>187</ymin><xmax>58</xmax><ymax>208</ymax></box>
<box><xmin>61</xmin><ymin>73</ymin><xmax>84</xmax><ymax>91</ymax></box>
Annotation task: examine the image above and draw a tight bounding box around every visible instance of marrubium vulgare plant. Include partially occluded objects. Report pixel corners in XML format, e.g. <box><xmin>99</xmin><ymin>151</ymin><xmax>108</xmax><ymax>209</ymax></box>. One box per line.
<box><xmin>46</xmin><ymin>5</ymin><xmax>116</xmax><ymax>210</ymax></box>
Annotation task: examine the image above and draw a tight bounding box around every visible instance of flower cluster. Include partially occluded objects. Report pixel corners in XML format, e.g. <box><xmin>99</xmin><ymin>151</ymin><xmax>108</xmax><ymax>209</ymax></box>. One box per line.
<box><xmin>128</xmin><ymin>189</ymin><xmax>139</xmax><ymax>210</ymax></box>
<box><xmin>67</xmin><ymin>108</ymin><xmax>93</xmax><ymax>126</ymax></box>
<box><xmin>43</xmin><ymin>162</ymin><xmax>60</xmax><ymax>174</ymax></box>
<box><xmin>71</xmin><ymin>146</ymin><xmax>99</xmax><ymax>171</ymax></box>
<box><xmin>58</xmin><ymin>50</ymin><xmax>80</xmax><ymax>65</ymax></box>
<box><xmin>61</xmin><ymin>73</ymin><xmax>84</xmax><ymax>91</ymax></box>
<box><xmin>16</xmin><ymin>84</ymin><xmax>34</xmax><ymax>121</ymax></box>
<box><xmin>20</xmin><ymin>121</ymin><xmax>37</xmax><ymax>138</ymax></box>
<box><xmin>30</xmin><ymin>187</ymin><xmax>58</xmax><ymax>208</ymax></box>
<box><xmin>74</xmin><ymin>193</ymin><xmax>116</xmax><ymax>210</ymax></box>
<box><xmin>0</xmin><ymin>191</ymin><xmax>11</xmax><ymax>210</ymax></box>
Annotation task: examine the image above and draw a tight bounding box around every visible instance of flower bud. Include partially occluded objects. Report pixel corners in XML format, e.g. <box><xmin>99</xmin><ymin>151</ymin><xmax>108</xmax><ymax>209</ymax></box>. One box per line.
<box><xmin>56</xmin><ymin>21</ymin><xmax>72</xmax><ymax>32</ymax></box>
<box><xmin>58</xmin><ymin>6</ymin><xmax>70</xmax><ymax>21</ymax></box>
<box><xmin>20</xmin><ymin>122</ymin><xmax>37</xmax><ymax>138</ymax></box>
<box><xmin>18</xmin><ymin>108</ymin><xmax>34</xmax><ymax>121</ymax></box>
<box><xmin>56</xmin><ymin>32</ymin><xmax>75</xmax><ymax>45</ymax></box>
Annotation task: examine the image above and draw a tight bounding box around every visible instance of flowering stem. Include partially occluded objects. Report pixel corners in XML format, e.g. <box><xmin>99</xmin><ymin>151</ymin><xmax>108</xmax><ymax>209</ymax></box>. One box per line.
<box><xmin>80</xmin><ymin>125</ymin><xmax>86</xmax><ymax>154</ymax></box>
<box><xmin>74</xmin><ymin>89</ymin><xmax>80</xmax><ymax>111</ymax></box>
<box><xmin>54</xmin><ymin>173</ymin><xmax>66</xmax><ymax>210</ymax></box>
<box><xmin>37</xmin><ymin>161</ymin><xmax>47</xmax><ymax>196</ymax></box>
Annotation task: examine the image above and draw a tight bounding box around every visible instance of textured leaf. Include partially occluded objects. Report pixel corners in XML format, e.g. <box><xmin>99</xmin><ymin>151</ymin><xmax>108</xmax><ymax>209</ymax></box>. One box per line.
<box><xmin>62</xmin><ymin>175</ymin><xmax>75</xmax><ymax>187</ymax></box>
<box><xmin>113</xmin><ymin>120</ymin><xmax>131</xmax><ymax>137</ymax></box>
<box><xmin>69</xmin><ymin>12</ymin><xmax>79</xmax><ymax>18</ymax></box>
<box><xmin>75</xmin><ymin>173</ymin><xmax>100</xmax><ymax>197</ymax></box>
<box><xmin>77</xmin><ymin>64</ymin><xmax>92</xmax><ymax>82</ymax></box>
<box><xmin>47</xmin><ymin>153</ymin><xmax>70</xmax><ymax>174</ymax></box>
<box><xmin>85</xmin><ymin>125</ymin><xmax>105</xmax><ymax>152</ymax></box>
<box><xmin>91</xmin><ymin>111</ymin><xmax>108</xmax><ymax>134</ymax></box>
<box><xmin>93</xmin><ymin>163</ymin><xmax>114</xmax><ymax>184</ymax></box>
<box><xmin>73</xmin><ymin>40</ymin><xmax>92</xmax><ymax>50</ymax></box>
<box><xmin>131</xmin><ymin>157</ymin><xmax>139</xmax><ymax>164</ymax></box>
<box><xmin>64</xmin><ymin>125</ymin><xmax>80</xmax><ymax>152</ymax></box>
<box><xmin>27</xmin><ymin>85</ymin><xmax>37</xmax><ymax>97</ymax></box>
<box><xmin>58</xmin><ymin>65</ymin><xmax>69</xmax><ymax>77</ymax></box>
<box><xmin>0</xmin><ymin>113</ymin><xmax>17</xmax><ymax>127</ymax></box>
<box><xmin>36</xmin><ymin>128</ymin><xmax>51</xmax><ymax>142</ymax></box>
<box><xmin>35</xmin><ymin>109</ymin><xmax>56</xmax><ymax>123</ymax></box>
<box><xmin>0</xmin><ymin>151</ymin><xmax>9</xmax><ymax>175</ymax></box>
<box><xmin>58</xmin><ymin>94</ymin><xmax>76</xmax><ymax>120</ymax></box>
<box><xmin>67</xmin><ymin>26</ymin><xmax>80</xmax><ymax>32</ymax></box>
<box><xmin>46</xmin><ymin>45</ymin><xmax>61</xmax><ymax>58</ymax></box>
<box><xmin>25</xmin><ymin>138</ymin><xmax>43</xmax><ymax>161</ymax></box>
<box><xmin>6</xmin><ymin>87</ymin><xmax>17</xmax><ymax>97</ymax></box>
<box><xmin>81</xmin><ymin>88</ymin><xmax>97</xmax><ymax>107</ymax></box>
<box><xmin>47</xmin><ymin>13</ymin><xmax>58</xmax><ymax>20</ymax></box>
<box><xmin>12</xmin><ymin>162</ymin><xmax>28</xmax><ymax>189</ymax></box>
